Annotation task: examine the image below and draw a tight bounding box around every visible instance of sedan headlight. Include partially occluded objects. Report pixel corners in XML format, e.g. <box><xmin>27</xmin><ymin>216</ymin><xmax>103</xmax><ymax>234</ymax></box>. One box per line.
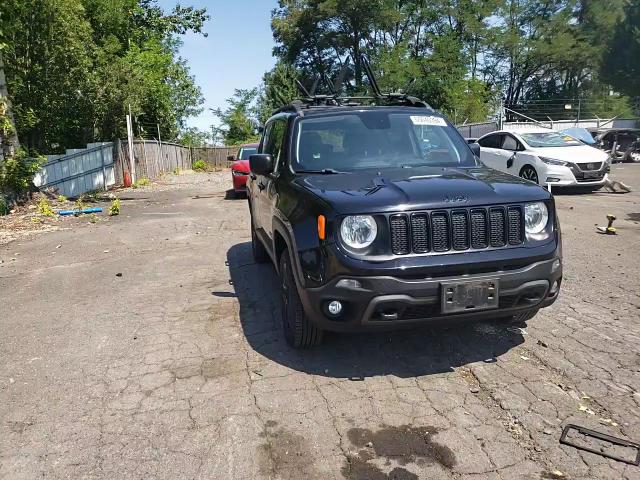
<box><xmin>340</xmin><ymin>215</ymin><xmax>377</xmax><ymax>250</ymax></box>
<box><xmin>524</xmin><ymin>202</ymin><xmax>549</xmax><ymax>235</ymax></box>
<box><xmin>539</xmin><ymin>157</ymin><xmax>567</xmax><ymax>166</ymax></box>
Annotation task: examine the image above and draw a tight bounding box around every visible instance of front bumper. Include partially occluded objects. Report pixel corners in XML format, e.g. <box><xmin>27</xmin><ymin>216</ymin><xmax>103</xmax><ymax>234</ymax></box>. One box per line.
<box><xmin>298</xmin><ymin>257</ymin><xmax>562</xmax><ymax>332</ymax></box>
<box><xmin>232</xmin><ymin>172</ymin><xmax>248</xmax><ymax>192</ymax></box>
<box><xmin>544</xmin><ymin>164</ymin><xmax>608</xmax><ymax>187</ymax></box>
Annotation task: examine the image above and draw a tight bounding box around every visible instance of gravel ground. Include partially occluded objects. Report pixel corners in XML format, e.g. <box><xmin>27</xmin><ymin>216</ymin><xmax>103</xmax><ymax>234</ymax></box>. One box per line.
<box><xmin>1</xmin><ymin>165</ymin><xmax>639</xmax><ymax>479</ymax></box>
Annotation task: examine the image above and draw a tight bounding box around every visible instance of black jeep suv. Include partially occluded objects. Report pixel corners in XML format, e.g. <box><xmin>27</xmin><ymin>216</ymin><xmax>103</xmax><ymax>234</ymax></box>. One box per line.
<box><xmin>247</xmin><ymin>100</ymin><xmax>562</xmax><ymax>348</ymax></box>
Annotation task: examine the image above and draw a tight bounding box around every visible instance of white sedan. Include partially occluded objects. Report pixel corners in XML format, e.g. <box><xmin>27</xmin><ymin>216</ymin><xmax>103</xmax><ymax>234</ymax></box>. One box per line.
<box><xmin>476</xmin><ymin>129</ymin><xmax>609</xmax><ymax>189</ymax></box>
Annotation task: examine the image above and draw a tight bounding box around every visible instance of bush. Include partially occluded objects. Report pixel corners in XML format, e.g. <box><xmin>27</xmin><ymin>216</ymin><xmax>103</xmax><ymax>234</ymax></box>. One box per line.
<box><xmin>109</xmin><ymin>198</ymin><xmax>121</xmax><ymax>216</ymax></box>
<box><xmin>192</xmin><ymin>159</ymin><xmax>207</xmax><ymax>172</ymax></box>
<box><xmin>132</xmin><ymin>178</ymin><xmax>150</xmax><ymax>188</ymax></box>
<box><xmin>0</xmin><ymin>151</ymin><xmax>42</xmax><ymax>198</ymax></box>
<box><xmin>0</xmin><ymin>196</ymin><xmax>8</xmax><ymax>215</ymax></box>
<box><xmin>37</xmin><ymin>198</ymin><xmax>55</xmax><ymax>216</ymax></box>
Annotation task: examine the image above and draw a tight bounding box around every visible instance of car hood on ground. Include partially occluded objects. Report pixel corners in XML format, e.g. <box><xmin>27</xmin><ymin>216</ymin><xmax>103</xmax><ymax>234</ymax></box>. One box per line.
<box><xmin>232</xmin><ymin>160</ymin><xmax>250</xmax><ymax>172</ymax></box>
<box><xmin>294</xmin><ymin>166</ymin><xmax>549</xmax><ymax>215</ymax></box>
<box><xmin>529</xmin><ymin>145</ymin><xmax>608</xmax><ymax>163</ymax></box>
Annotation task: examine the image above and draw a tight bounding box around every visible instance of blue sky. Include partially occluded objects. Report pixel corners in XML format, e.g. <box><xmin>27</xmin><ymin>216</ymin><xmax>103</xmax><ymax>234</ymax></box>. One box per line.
<box><xmin>157</xmin><ymin>0</ymin><xmax>279</xmax><ymax>131</ymax></box>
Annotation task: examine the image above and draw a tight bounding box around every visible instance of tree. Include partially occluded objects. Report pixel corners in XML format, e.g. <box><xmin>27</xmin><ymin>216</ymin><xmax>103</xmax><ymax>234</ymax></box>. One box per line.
<box><xmin>257</xmin><ymin>62</ymin><xmax>299</xmax><ymax>123</ymax></box>
<box><xmin>0</xmin><ymin>0</ymin><xmax>209</xmax><ymax>153</ymax></box>
<box><xmin>602</xmin><ymin>0</ymin><xmax>640</xmax><ymax>99</ymax></box>
<box><xmin>212</xmin><ymin>89</ymin><xmax>260</xmax><ymax>146</ymax></box>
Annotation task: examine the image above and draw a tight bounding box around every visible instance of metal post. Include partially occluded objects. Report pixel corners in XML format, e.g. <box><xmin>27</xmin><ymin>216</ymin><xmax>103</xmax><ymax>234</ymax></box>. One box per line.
<box><xmin>100</xmin><ymin>144</ymin><xmax>107</xmax><ymax>191</ymax></box>
<box><xmin>577</xmin><ymin>99</ymin><xmax>581</xmax><ymax>126</ymax></box>
<box><xmin>498</xmin><ymin>99</ymin><xmax>504</xmax><ymax>130</ymax></box>
<box><xmin>126</xmin><ymin>105</ymin><xmax>136</xmax><ymax>183</ymax></box>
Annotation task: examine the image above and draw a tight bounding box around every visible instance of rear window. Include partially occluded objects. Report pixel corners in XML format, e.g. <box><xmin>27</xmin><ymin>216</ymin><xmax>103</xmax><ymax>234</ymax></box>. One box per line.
<box><xmin>238</xmin><ymin>147</ymin><xmax>257</xmax><ymax>160</ymax></box>
<box><xmin>520</xmin><ymin>132</ymin><xmax>582</xmax><ymax>148</ymax></box>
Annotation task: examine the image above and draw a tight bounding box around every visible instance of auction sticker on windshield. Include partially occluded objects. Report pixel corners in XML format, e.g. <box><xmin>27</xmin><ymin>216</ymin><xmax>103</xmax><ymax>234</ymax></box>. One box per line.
<box><xmin>410</xmin><ymin>115</ymin><xmax>448</xmax><ymax>126</ymax></box>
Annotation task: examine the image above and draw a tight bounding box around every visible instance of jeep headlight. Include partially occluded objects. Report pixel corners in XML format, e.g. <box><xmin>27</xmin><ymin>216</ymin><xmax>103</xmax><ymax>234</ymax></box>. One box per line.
<box><xmin>524</xmin><ymin>202</ymin><xmax>549</xmax><ymax>235</ymax></box>
<box><xmin>340</xmin><ymin>215</ymin><xmax>377</xmax><ymax>250</ymax></box>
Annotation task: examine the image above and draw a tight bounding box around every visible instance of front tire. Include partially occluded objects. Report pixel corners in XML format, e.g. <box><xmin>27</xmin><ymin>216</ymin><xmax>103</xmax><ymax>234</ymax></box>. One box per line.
<box><xmin>519</xmin><ymin>165</ymin><xmax>539</xmax><ymax>184</ymax></box>
<box><xmin>279</xmin><ymin>251</ymin><xmax>323</xmax><ymax>348</ymax></box>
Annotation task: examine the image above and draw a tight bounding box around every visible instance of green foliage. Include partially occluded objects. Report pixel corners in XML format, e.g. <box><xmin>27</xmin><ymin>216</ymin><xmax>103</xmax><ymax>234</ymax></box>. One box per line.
<box><xmin>192</xmin><ymin>159</ymin><xmax>207</xmax><ymax>172</ymax></box>
<box><xmin>0</xmin><ymin>196</ymin><xmax>8</xmax><ymax>216</ymax></box>
<box><xmin>108</xmin><ymin>198</ymin><xmax>121</xmax><ymax>216</ymax></box>
<box><xmin>57</xmin><ymin>195</ymin><xmax>68</xmax><ymax>203</ymax></box>
<box><xmin>132</xmin><ymin>177</ymin><xmax>150</xmax><ymax>188</ymax></box>
<box><xmin>257</xmin><ymin>62</ymin><xmax>300</xmax><ymax>123</ymax></box>
<box><xmin>212</xmin><ymin>89</ymin><xmax>260</xmax><ymax>146</ymax></box>
<box><xmin>172</xmin><ymin>167</ymin><xmax>181</xmax><ymax>175</ymax></box>
<box><xmin>37</xmin><ymin>198</ymin><xmax>55</xmax><ymax>216</ymax></box>
<box><xmin>178</xmin><ymin>127</ymin><xmax>211</xmax><ymax>147</ymax></box>
<box><xmin>602</xmin><ymin>0</ymin><xmax>640</xmax><ymax>99</ymax></box>
<box><xmin>74</xmin><ymin>197</ymin><xmax>86</xmax><ymax>214</ymax></box>
<box><xmin>0</xmin><ymin>150</ymin><xmax>41</xmax><ymax>196</ymax></box>
<box><xmin>268</xmin><ymin>0</ymin><xmax>635</xmax><ymax>122</ymax></box>
<box><xmin>1</xmin><ymin>0</ymin><xmax>209</xmax><ymax>153</ymax></box>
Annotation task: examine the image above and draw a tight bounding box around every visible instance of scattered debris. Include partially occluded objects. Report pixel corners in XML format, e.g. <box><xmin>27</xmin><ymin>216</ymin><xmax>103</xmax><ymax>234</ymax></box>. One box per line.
<box><xmin>596</xmin><ymin>214</ymin><xmax>617</xmax><ymax>235</ymax></box>
<box><xmin>578</xmin><ymin>404</ymin><xmax>596</xmax><ymax>415</ymax></box>
<box><xmin>55</xmin><ymin>244</ymin><xmax>61</xmax><ymax>249</ymax></box>
<box><xmin>469</xmin><ymin>387</ymin><xmax>480</xmax><ymax>394</ymax></box>
<box><xmin>599</xmin><ymin>418</ymin><xmax>619</xmax><ymax>427</ymax></box>
<box><xmin>115</xmin><ymin>272</ymin><xmax>123</xmax><ymax>277</ymax></box>
<box><xmin>544</xmin><ymin>428</ymin><xmax>553</xmax><ymax>435</ymax></box>
<box><xmin>537</xmin><ymin>340</ymin><xmax>548</xmax><ymax>348</ymax></box>
<box><xmin>520</xmin><ymin>355</ymin><xmax>530</xmax><ymax>361</ymax></box>
<box><xmin>560</xmin><ymin>424</ymin><xmax>640</xmax><ymax>466</ymax></box>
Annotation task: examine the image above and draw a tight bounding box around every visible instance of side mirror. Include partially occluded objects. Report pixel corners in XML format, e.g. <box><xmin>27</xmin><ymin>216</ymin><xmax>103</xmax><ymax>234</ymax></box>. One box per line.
<box><xmin>227</xmin><ymin>155</ymin><xmax>235</xmax><ymax>162</ymax></box>
<box><xmin>250</xmin><ymin>154</ymin><xmax>274</xmax><ymax>175</ymax></box>
<box><xmin>507</xmin><ymin>152</ymin><xmax>516</xmax><ymax>168</ymax></box>
<box><xmin>469</xmin><ymin>143</ymin><xmax>480</xmax><ymax>157</ymax></box>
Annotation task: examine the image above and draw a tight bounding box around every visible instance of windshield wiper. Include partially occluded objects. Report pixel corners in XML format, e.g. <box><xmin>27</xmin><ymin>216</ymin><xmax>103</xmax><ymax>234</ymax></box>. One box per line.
<box><xmin>297</xmin><ymin>168</ymin><xmax>345</xmax><ymax>174</ymax></box>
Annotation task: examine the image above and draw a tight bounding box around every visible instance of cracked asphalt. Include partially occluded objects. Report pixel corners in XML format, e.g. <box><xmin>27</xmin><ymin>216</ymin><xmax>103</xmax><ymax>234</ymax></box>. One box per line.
<box><xmin>1</xmin><ymin>165</ymin><xmax>639</xmax><ymax>479</ymax></box>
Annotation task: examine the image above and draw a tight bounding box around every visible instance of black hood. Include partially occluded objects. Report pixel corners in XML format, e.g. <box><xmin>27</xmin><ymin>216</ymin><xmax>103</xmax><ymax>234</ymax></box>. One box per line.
<box><xmin>294</xmin><ymin>166</ymin><xmax>550</xmax><ymax>214</ymax></box>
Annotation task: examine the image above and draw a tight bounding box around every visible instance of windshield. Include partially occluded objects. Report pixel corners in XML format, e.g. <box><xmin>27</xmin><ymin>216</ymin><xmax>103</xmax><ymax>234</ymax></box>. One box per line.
<box><xmin>520</xmin><ymin>132</ymin><xmax>583</xmax><ymax>148</ymax></box>
<box><xmin>238</xmin><ymin>147</ymin><xmax>257</xmax><ymax>160</ymax></box>
<box><xmin>293</xmin><ymin>112</ymin><xmax>475</xmax><ymax>172</ymax></box>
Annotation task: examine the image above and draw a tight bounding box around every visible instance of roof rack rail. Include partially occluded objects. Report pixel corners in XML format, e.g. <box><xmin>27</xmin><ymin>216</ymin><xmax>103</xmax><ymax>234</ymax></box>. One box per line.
<box><xmin>271</xmin><ymin>57</ymin><xmax>433</xmax><ymax>115</ymax></box>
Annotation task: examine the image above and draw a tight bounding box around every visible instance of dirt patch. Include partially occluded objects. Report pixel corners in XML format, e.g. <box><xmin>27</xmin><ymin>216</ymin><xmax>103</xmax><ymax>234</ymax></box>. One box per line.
<box><xmin>347</xmin><ymin>425</ymin><xmax>456</xmax><ymax>468</ymax></box>
<box><xmin>259</xmin><ymin>420</ymin><xmax>323</xmax><ymax>480</ymax></box>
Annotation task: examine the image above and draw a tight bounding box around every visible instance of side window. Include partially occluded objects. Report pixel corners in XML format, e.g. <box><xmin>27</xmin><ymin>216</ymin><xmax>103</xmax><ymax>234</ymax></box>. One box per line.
<box><xmin>259</xmin><ymin>124</ymin><xmax>272</xmax><ymax>154</ymax></box>
<box><xmin>501</xmin><ymin>135</ymin><xmax>518</xmax><ymax>151</ymax></box>
<box><xmin>264</xmin><ymin>119</ymin><xmax>287</xmax><ymax>172</ymax></box>
<box><xmin>478</xmin><ymin>134</ymin><xmax>501</xmax><ymax>148</ymax></box>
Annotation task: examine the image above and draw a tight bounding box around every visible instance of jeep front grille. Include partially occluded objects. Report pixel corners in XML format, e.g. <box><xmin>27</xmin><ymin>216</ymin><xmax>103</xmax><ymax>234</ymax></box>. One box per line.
<box><xmin>388</xmin><ymin>205</ymin><xmax>524</xmax><ymax>255</ymax></box>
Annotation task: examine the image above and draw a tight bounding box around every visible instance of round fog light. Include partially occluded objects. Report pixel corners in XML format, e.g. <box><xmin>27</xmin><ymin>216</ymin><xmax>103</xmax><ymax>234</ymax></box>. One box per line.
<box><xmin>328</xmin><ymin>300</ymin><xmax>343</xmax><ymax>316</ymax></box>
<box><xmin>550</xmin><ymin>281</ymin><xmax>559</xmax><ymax>295</ymax></box>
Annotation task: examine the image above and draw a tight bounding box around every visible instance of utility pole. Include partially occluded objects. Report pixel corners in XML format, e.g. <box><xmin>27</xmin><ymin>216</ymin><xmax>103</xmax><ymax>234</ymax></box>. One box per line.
<box><xmin>0</xmin><ymin>50</ymin><xmax>20</xmax><ymax>163</ymax></box>
<box><xmin>126</xmin><ymin>104</ymin><xmax>136</xmax><ymax>184</ymax></box>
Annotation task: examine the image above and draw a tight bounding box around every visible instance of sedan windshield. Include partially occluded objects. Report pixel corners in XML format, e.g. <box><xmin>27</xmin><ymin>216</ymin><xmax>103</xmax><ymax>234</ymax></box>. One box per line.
<box><xmin>293</xmin><ymin>111</ymin><xmax>475</xmax><ymax>172</ymax></box>
<box><xmin>238</xmin><ymin>148</ymin><xmax>257</xmax><ymax>160</ymax></box>
<box><xmin>520</xmin><ymin>132</ymin><xmax>583</xmax><ymax>148</ymax></box>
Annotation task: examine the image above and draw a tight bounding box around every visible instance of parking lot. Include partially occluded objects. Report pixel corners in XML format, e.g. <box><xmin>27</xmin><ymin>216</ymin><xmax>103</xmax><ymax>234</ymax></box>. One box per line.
<box><xmin>1</xmin><ymin>165</ymin><xmax>639</xmax><ymax>480</ymax></box>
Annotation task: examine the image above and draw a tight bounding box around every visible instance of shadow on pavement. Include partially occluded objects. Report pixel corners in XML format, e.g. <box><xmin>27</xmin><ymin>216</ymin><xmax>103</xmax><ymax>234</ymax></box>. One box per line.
<box><xmin>227</xmin><ymin>242</ymin><xmax>525</xmax><ymax>379</ymax></box>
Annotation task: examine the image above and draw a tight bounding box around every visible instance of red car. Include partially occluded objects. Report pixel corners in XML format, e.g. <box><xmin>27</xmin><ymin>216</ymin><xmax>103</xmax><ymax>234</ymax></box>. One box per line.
<box><xmin>229</xmin><ymin>143</ymin><xmax>258</xmax><ymax>197</ymax></box>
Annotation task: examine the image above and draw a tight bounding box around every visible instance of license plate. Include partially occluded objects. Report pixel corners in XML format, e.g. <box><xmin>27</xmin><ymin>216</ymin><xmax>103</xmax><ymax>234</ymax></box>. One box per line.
<box><xmin>441</xmin><ymin>279</ymin><xmax>499</xmax><ymax>314</ymax></box>
<box><xmin>582</xmin><ymin>171</ymin><xmax>600</xmax><ymax>179</ymax></box>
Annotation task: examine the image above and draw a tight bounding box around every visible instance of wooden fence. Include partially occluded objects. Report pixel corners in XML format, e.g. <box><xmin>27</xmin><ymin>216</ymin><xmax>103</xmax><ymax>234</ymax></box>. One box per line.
<box><xmin>192</xmin><ymin>146</ymin><xmax>236</xmax><ymax>170</ymax></box>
